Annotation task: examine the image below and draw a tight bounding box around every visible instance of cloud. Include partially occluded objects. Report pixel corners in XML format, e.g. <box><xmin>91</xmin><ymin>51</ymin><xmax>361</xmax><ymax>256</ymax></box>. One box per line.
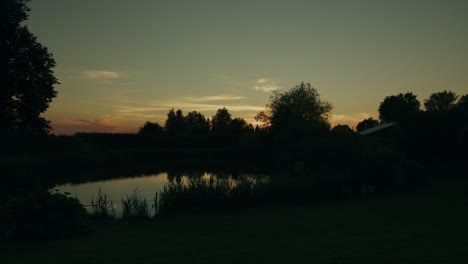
<box><xmin>113</xmin><ymin>102</ymin><xmax>263</xmax><ymax>114</ymax></box>
<box><xmin>182</xmin><ymin>95</ymin><xmax>244</xmax><ymax>102</ymax></box>
<box><xmin>255</xmin><ymin>78</ymin><xmax>269</xmax><ymax>84</ymax></box>
<box><xmin>99</xmin><ymin>95</ymin><xmax>265</xmax><ymax>122</ymax></box>
<box><xmin>253</xmin><ymin>78</ymin><xmax>281</xmax><ymax>92</ymax></box>
<box><xmin>81</xmin><ymin>70</ymin><xmax>120</xmax><ymax>80</ymax></box>
<box><xmin>50</xmin><ymin>118</ymin><xmax>134</xmax><ymax>134</ymax></box>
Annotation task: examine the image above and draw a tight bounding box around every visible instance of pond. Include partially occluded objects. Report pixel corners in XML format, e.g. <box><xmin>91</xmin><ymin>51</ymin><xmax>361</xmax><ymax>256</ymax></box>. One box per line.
<box><xmin>52</xmin><ymin>171</ymin><xmax>269</xmax><ymax>216</ymax></box>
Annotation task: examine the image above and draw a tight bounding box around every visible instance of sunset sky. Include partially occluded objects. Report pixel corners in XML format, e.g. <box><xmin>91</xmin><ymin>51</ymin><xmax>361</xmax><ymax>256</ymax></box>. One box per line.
<box><xmin>27</xmin><ymin>0</ymin><xmax>468</xmax><ymax>134</ymax></box>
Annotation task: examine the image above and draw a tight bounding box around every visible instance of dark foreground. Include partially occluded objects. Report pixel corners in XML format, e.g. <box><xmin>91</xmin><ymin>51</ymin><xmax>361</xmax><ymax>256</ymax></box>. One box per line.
<box><xmin>2</xmin><ymin>179</ymin><xmax>468</xmax><ymax>264</ymax></box>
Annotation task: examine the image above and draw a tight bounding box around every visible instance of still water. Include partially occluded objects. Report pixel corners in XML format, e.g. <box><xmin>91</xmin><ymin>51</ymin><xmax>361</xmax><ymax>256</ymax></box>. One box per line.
<box><xmin>52</xmin><ymin>171</ymin><xmax>267</xmax><ymax>216</ymax></box>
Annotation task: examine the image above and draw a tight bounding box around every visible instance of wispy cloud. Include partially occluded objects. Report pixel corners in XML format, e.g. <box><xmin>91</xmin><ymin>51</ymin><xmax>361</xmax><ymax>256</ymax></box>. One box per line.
<box><xmin>112</xmin><ymin>101</ymin><xmax>264</xmax><ymax>114</ymax></box>
<box><xmin>81</xmin><ymin>70</ymin><xmax>120</xmax><ymax>80</ymax></box>
<box><xmin>51</xmin><ymin>117</ymin><xmax>134</xmax><ymax>134</ymax></box>
<box><xmin>253</xmin><ymin>78</ymin><xmax>281</xmax><ymax>92</ymax></box>
<box><xmin>181</xmin><ymin>95</ymin><xmax>244</xmax><ymax>102</ymax></box>
<box><xmin>96</xmin><ymin>95</ymin><xmax>264</xmax><ymax>121</ymax></box>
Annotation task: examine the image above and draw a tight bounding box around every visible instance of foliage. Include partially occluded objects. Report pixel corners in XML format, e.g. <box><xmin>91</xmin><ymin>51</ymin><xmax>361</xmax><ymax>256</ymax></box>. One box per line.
<box><xmin>356</xmin><ymin>117</ymin><xmax>380</xmax><ymax>132</ymax></box>
<box><xmin>256</xmin><ymin>82</ymin><xmax>332</xmax><ymax>133</ymax></box>
<box><xmin>0</xmin><ymin>191</ymin><xmax>88</xmax><ymax>239</ymax></box>
<box><xmin>330</xmin><ymin>124</ymin><xmax>354</xmax><ymax>135</ymax></box>
<box><xmin>165</xmin><ymin>109</ymin><xmax>185</xmax><ymax>135</ymax></box>
<box><xmin>229</xmin><ymin>117</ymin><xmax>253</xmax><ymax>135</ymax></box>
<box><xmin>138</xmin><ymin>121</ymin><xmax>164</xmax><ymax>135</ymax></box>
<box><xmin>0</xmin><ymin>0</ymin><xmax>58</xmax><ymax>134</ymax></box>
<box><xmin>378</xmin><ymin>92</ymin><xmax>420</xmax><ymax>122</ymax></box>
<box><xmin>184</xmin><ymin>111</ymin><xmax>210</xmax><ymax>134</ymax></box>
<box><xmin>424</xmin><ymin>90</ymin><xmax>458</xmax><ymax>112</ymax></box>
<box><xmin>456</xmin><ymin>94</ymin><xmax>468</xmax><ymax>112</ymax></box>
<box><xmin>211</xmin><ymin>107</ymin><xmax>232</xmax><ymax>133</ymax></box>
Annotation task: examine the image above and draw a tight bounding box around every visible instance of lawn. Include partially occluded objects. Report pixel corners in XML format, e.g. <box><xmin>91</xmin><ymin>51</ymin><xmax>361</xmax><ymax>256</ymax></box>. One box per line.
<box><xmin>2</xmin><ymin>179</ymin><xmax>468</xmax><ymax>264</ymax></box>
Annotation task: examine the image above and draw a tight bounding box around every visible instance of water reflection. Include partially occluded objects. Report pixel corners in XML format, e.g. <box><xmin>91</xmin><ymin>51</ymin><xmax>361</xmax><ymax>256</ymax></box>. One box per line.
<box><xmin>52</xmin><ymin>171</ymin><xmax>268</xmax><ymax>216</ymax></box>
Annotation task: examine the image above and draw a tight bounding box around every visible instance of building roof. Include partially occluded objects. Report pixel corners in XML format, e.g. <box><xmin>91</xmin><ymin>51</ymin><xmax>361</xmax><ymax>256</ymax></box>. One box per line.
<box><xmin>359</xmin><ymin>122</ymin><xmax>397</xmax><ymax>136</ymax></box>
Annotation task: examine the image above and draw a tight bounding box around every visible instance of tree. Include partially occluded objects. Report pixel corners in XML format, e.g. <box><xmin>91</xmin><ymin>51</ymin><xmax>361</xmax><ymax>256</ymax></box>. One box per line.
<box><xmin>457</xmin><ymin>95</ymin><xmax>468</xmax><ymax>112</ymax></box>
<box><xmin>165</xmin><ymin>109</ymin><xmax>177</xmax><ymax>135</ymax></box>
<box><xmin>228</xmin><ymin>117</ymin><xmax>252</xmax><ymax>135</ymax></box>
<box><xmin>378</xmin><ymin>93</ymin><xmax>420</xmax><ymax>122</ymax></box>
<box><xmin>356</xmin><ymin>117</ymin><xmax>380</xmax><ymax>132</ymax></box>
<box><xmin>255</xmin><ymin>82</ymin><xmax>332</xmax><ymax>132</ymax></box>
<box><xmin>165</xmin><ymin>109</ymin><xmax>186</xmax><ymax>135</ymax></box>
<box><xmin>138</xmin><ymin>121</ymin><xmax>164</xmax><ymax>135</ymax></box>
<box><xmin>1</xmin><ymin>0</ymin><xmax>58</xmax><ymax>134</ymax></box>
<box><xmin>424</xmin><ymin>90</ymin><xmax>458</xmax><ymax>112</ymax></box>
<box><xmin>211</xmin><ymin>107</ymin><xmax>232</xmax><ymax>133</ymax></box>
<box><xmin>184</xmin><ymin>111</ymin><xmax>210</xmax><ymax>134</ymax></box>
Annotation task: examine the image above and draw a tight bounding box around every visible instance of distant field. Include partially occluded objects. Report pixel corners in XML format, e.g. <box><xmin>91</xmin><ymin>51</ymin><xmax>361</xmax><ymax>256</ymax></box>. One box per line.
<box><xmin>3</xmin><ymin>179</ymin><xmax>468</xmax><ymax>264</ymax></box>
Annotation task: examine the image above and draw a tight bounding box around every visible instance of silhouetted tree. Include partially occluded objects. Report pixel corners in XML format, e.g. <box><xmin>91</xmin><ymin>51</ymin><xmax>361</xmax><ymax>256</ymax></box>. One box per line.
<box><xmin>457</xmin><ymin>95</ymin><xmax>468</xmax><ymax>112</ymax></box>
<box><xmin>184</xmin><ymin>111</ymin><xmax>210</xmax><ymax>134</ymax></box>
<box><xmin>1</xmin><ymin>0</ymin><xmax>58</xmax><ymax>134</ymax></box>
<box><xmin>424</xmin><ymin>90</ymin><xmax>458</xmax><ymax>112</ymax></box>
<box><xmin>356</xmin><ymin>117</ymin><xmax>380</xmax><ymax>132</ymax></box>
<box><xmin>255</xmin><ymin>82</ymin><xmax>332</xmax><ymax>132</ymax></box>
<box><xmin>378</xmin><ymin>93</ymin><xmax>420</xmax><ymax>122</ymax></box>
<box><xmin>165</xmin><ymin>109</ymin><xmax>186</xmax><ymax>135</ymax></box>
<box><xmin>211</xmin><ymin>107</ymin><xmax>232</xmax><ymax>133</ymax></box>
<box><xmin>165</xmin><ymin>109</ymin><xmax>177</xmax><ymax>135</ymax></box>
<box><xmin>228</xmin><ymin>117</ymin><xmax>252</xmax><ymax>135</ymax></box>
<box><xmin>175</xmin><ymin>109</ymin><xmax>185</xmax><ymax>131</ymax></box>
<box><xmin>138</xmin><ymin>121</ymin><xmax>164</xmax><ymax>135</ymax></box>
<box><xmin>331</xmin><ymin>124</ymin><xmax>354</xmax><ymax>135</ymax></box>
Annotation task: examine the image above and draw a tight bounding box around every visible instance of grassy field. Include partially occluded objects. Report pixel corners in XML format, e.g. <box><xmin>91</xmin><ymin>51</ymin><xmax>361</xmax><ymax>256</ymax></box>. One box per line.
<box><xmin>2</xmin><ymin>179</ymin><xmax>468</xmax><ymax>264</ymax></box>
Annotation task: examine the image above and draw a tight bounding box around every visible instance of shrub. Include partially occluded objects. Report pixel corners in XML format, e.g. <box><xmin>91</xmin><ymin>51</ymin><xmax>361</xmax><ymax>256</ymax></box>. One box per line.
<box><xmin>1</xmin><ymin>191</ymin><xmax>88</xmax><ymax>239</ymax></box>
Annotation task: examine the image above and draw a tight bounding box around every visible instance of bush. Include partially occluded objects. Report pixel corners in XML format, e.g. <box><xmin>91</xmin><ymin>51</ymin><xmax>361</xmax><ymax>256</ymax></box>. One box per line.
<box><xmin>1</xmin><ymin>191</ymin><xmax>88</xmax><ymax>240</ymax></box>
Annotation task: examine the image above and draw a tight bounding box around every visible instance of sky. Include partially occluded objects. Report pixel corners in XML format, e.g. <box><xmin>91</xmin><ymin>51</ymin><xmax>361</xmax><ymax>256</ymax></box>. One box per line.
<box><xmin>27</xmin><ymin>0</ymin><xmax>468</xmax><ymax>134</ymax></box>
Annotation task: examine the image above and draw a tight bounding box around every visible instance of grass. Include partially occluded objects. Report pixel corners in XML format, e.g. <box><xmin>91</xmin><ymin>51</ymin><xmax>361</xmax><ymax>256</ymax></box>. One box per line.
<box><xmin>2</xmin><ymin>178</ymin><xmax>468</xmax><ymax>264</ymax></box>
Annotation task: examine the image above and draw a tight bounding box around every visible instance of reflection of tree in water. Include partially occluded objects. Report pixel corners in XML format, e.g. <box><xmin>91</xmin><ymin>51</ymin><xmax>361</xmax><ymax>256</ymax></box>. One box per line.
<box><xmin>167</xmin><ymin>170</ymin><xmax>184</xmax><ymax>183</ymax></box>
<box><xmin>211</xmin><ymin>171</ymin><xmax>230</xmax><ymax>179</ymax></box>
<box><xmin>187</xmin><ymin>170</ymin><xmax>204</xmax><ymax>179</ymax></box>
<box><xmin>167</xmin><ymin>169</ymin><xmax>270</xmax><ymax>186</ymax></box>
<box><xmin>167</xmin><ymin>170</ymin><xmax>205</xmax><ymax>183</ymax></box>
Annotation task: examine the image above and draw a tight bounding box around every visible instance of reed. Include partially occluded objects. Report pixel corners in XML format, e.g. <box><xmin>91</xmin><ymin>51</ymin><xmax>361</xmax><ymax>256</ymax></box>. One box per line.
<box><xmin>90</xmin><ymin>187</ymin><xmax>115</xmax><ymax>219</ymax></box>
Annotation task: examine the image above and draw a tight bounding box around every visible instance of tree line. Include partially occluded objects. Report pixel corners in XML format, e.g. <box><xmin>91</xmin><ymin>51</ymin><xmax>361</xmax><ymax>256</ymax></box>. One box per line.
<box><xmin>356</xmin><ymin>91</ymin><xmax>468</xmax><ymax>132</ymax></box>
<box><xmin>2</xmin><ymin>0</ymin><xmax>467</xmax><ymax>139</ymax></box>
<box><xmin>138</xmin><ymin>108</ymin><xmax>255</xmax><ymax>136</ymax></box>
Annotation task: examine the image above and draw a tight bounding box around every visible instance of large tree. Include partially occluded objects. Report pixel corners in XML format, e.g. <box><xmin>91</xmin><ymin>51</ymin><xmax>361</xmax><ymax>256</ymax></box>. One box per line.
<box><xmin>255</xmin><ymin>82</ymin><xmax>332</xmax><ymax>132</ymax></box>
<box><xmin>1</xmin><ymin>0</ymin><xmax>58</xmax><ymax>134</ymax></box>
<box><xmin>424</xmin><ymin>90</ymin><xmax>458</xmax><ymax>112</ymax></box>
<box><xmin>378</xmin><ymin>93</ymin><xmax>420</xmax><ymax>122</ymax></box>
